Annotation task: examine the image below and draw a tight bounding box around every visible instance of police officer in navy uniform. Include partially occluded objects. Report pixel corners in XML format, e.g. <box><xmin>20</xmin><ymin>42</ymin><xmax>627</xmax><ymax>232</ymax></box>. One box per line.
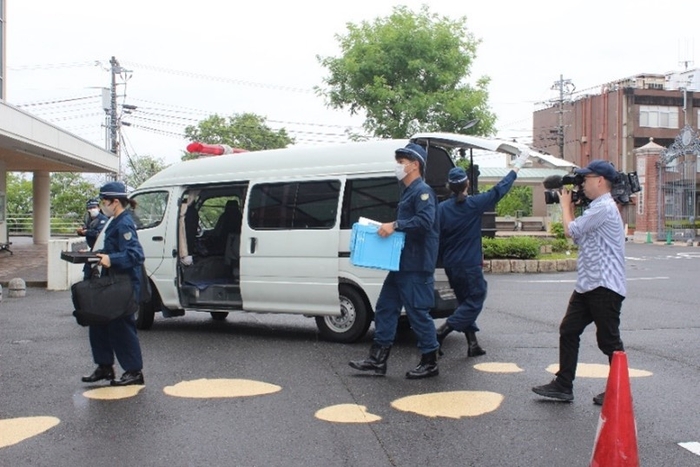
<box><xmin>77</xmin><ymin>198</ymin><xmax>108</xmax><ymax>249</ymax></box>
<box><xmin>436</xmin><ymin>149</ymin><xmax>530</xmax><ymax>356</ymax></box>
<box><xmin>349</xmin><ymin>143</ymin><xmax>441</xmax><ymax>379</ymax></box>
<box><xmin>81</xmin><ymin>181</ymin><xmax>147</xmax><ymax>387</ymax></box>
<box><xmin>77</xmin><ymin>198</ymin><xmax>108</xmax><ymax>280</ymax></box>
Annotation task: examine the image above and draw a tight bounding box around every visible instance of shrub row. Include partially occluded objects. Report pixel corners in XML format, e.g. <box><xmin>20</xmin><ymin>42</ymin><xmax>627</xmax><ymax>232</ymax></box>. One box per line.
<box><xmin>482</xmin><ymin>236</ymin><xmax>577</xmax><ymax>260</ymax></box>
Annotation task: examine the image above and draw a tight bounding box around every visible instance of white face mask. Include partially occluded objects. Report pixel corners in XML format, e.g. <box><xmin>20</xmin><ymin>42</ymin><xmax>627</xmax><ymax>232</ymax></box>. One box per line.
<box><xmin>88</xmin><ymin>208</ymin><xmax>100</xmax><ymax>218</ymax></box>
<box><xmin>101</xmin><ymin>201</ymin><xmax>116</xmax><ymax>218</ymax></box>
<box><xmin>395</xmin><ymin>163</ymin><xmax>408</xmax><ymax>181</ymax></box>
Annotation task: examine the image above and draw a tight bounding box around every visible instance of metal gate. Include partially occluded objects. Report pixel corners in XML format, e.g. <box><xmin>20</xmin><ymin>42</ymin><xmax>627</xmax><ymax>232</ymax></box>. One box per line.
<box><xmin>657</xmin><ymin>126</ymin><xmax>700</xmax><ymax>241</ymax></box>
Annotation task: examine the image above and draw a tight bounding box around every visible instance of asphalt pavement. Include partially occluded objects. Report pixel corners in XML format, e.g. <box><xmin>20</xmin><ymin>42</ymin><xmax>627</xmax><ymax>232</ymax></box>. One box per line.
<box><xmin>1</xmin><ymin>242</ymin><xmax>700</xmax><ymax>466</ymax></box>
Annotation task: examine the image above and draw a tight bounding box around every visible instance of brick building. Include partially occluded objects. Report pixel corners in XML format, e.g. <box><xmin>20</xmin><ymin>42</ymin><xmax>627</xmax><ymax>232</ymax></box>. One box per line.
<box><xmin>533</xmin><ymin>70</ymin><xmax>700</xmax><ymax>229</ymax></box>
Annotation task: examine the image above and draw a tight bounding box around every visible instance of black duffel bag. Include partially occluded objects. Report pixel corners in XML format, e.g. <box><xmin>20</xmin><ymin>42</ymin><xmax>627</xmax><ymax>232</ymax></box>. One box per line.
<box><xmin>71</xmin><ymin>267</ymin><xmax>138</xmax><ymax>327</ymax></box>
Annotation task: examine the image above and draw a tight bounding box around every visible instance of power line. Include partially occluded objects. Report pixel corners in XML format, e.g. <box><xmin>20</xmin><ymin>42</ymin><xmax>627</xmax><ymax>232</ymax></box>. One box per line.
<box><xmin>122</xmin><ymin>61</ymin><xmax>314</xmax><ymax>94</ymax></box>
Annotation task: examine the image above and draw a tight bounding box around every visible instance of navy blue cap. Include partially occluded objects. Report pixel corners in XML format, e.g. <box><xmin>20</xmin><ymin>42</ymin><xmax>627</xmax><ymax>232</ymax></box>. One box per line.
<box><xmin>448</xmin><ymin>167</ymin><xmax>468</xmax><ymax>184</ymax></box>
<box><xmin>99</xmin><ymin>181</ymin><xmax>128</xmax><ymax>199</ymax></box>
<box><xmin>574</xmin><ymin>160</ymin><xmax>619</xmax><ymax>183</ymax></box>
<box><xmin>85</xmin><ymin>198</ymin><xmax>100</xmax><ymax>209</ymax></box>
<box><xmin>395</xmin><ymin>143</ymin><xmax>427</xmax><ymax>168</ymax></box>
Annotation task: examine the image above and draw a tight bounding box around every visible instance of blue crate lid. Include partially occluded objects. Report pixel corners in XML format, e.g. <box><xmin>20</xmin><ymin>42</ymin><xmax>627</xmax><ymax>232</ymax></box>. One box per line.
<box><xmin>349</xmin><ymin>223</ymin><xmax>405</xmax><ymax>271</ymax></box>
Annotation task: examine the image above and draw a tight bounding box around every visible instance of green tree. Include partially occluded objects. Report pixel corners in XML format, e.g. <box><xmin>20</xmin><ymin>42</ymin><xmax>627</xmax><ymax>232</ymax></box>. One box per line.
<box><xmin>183</xmin><ymin>113</ymin><xmax>294</xmax><ymax>160</ymax></box>
<box><xmin>50</xmin><ymin>173</ymin><xmax>101</xmax><ymax>217</ymax></box>
<box><xmin>495</xmin><ymin>186</ymin><xmax>533</xmax><ymax>217</ymax></box>
<box><xmin>316</xmin><ymin>5</ymin><xmax>496</xmax><ymax>138</ymax></box>
<box><xmin>6</xmin><ymin>173</ymin><xmax>33</xmax><ymax>215</ymax></box>
<box><xmin>6</xmin><ymin>172</ymin><xmax>98</xmax><ymax>217</ymax></box>
<box><xmin>123</xmin><ymin>154</ymin><xmax>168</xmax><ymax>189</ymax></box>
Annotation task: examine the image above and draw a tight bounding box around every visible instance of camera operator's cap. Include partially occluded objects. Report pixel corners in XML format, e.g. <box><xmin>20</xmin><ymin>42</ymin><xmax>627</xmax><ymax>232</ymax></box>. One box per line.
<box><xmin>448</xmin><ymin>167</ymin><xmax>468</xmax><ymax>184</ymax></box>
<box><xmin>85</xmin><ymin>198</ymin><xmax>100</xmax><ymax>209</ymax></box>
<box><xmin>99</xmin><ymin>181</ymin><xmax>128</xmax><ymax>199</ymax></box>
<box><xmin>574</xmin><ymin>160</ymin><xmax>619</xmax><ymax>183</ymax></box>
<box><xmin>395</xmin><ymin>143</ymin><xmax>427</xmax><ymax>169</ymax></box>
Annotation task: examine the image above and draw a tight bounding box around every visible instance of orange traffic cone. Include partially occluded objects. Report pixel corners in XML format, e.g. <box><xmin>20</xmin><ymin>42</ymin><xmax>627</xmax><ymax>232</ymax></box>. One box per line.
<box><xmin>590</xmin><ymin>351</ymin><xmax>639</xmax><ymax>466</ymax></box>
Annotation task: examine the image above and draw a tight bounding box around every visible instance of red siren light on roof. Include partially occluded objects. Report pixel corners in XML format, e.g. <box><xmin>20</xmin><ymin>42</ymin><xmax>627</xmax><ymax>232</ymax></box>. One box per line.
<box><xmin>186</xmin><ymin>142</ymin><xmax>248</xmax><ymax>156</ymax></box>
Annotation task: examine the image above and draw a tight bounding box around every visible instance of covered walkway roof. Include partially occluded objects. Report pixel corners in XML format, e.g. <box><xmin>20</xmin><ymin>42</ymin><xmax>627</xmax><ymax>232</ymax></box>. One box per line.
<box><xmin>0</xmin><ymin>101</ymin><xmax>118</xmax><ymax>173</ymax></box>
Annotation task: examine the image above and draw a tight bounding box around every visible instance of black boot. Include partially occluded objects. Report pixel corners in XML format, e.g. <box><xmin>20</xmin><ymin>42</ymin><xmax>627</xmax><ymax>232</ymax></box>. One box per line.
<box><xmin>111</xmin><ymin>370</ymin><xmax>145</xmax><ymax>386</ymax></box>
<box><xmin>465</xmin><ymin>331</ymin><xmax>486</xmax><ymax>357</ymax></box>
<box><xmin>349</xmin><ymin>344</ymin><xmax>391</xmax><ymax>376</ymax></box>
<box><xmin>436</xmin><ymin>322</ymin><xmax>454</xmax><ymax>356</ymax></box>
<box><xmin>81</xmin><ymin>365</ymin><xmax>115</xmax><ymax>383</ymax></box>
<box><xmin>405</xmin><ymin>350</ymin><xmax>439</xmax><ymax>379</ymax></box>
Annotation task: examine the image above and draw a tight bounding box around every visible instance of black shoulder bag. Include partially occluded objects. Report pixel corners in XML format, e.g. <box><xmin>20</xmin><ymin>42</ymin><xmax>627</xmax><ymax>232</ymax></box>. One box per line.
<box><xmin>71</xmin><ymin>267</ymin><xmax>138</xmax><ymax>327</ymax></box>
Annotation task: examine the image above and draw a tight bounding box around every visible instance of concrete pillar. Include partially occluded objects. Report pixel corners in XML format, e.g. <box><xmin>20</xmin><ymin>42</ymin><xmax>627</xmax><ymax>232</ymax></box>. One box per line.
<box><xmin>32</xmin><ymin>171</ymin><xmax>51</xmax><ymax>245</ymax></box>
<box><xmin>632</xmin><ymin>139</ymin><xmax>665</xmax><ymax>243</ymax></box>
<box><xmin>0</xmin><ymin>160</ymin><xmax>7</xmax><ymax>244</ymax></box>
<box><xmin>532</xmin><ymin>184</ymin><xmax>547</xmax><ymax>217</ymax></box>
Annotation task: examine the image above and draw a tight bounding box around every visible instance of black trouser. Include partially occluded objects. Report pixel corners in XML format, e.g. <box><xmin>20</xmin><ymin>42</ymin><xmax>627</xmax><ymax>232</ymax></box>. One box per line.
<box><xmin>555</xmin><ymin>287</ymin><xmax>624</xmax><ymax>389</ymax></box>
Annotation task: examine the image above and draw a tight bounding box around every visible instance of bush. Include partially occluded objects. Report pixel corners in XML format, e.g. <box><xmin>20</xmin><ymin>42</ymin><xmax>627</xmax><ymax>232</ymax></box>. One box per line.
<box><xmin>482</xmin><ymin>237</ymin><xmax>540</xmax><ymax>260</ymax></box>
<box><xmin>549</xmin><ymin>222</ymin><xmax>565</xmax><ymax>239</ymax></box>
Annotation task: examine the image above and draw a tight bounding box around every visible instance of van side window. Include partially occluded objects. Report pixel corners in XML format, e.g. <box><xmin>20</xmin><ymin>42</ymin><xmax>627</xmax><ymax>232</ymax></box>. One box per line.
<box><xmin>340</xmin><ymin>177</ymin><xmax>400</xmax><ymax>229</ymax></box>
<box><xmin>248</xmin><ymin>180</ymin><xmax>341</xmax><ymax>230</ymax></box>
<box><xmin>131</xmin><ymin>191</ymin><xmax>169</xmax><ymax>230</ymax></box>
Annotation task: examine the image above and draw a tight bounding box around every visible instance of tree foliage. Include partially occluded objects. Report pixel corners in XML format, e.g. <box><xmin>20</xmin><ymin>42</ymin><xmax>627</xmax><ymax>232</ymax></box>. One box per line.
<box><xmin>183</xmin><ymin>113</ymin><xmax>294</xmax><ymax>160</ymax></box>
<box><xmin>6</xmin><ymin>172</ymin><xmax>100</xmax><ymax>218</ymax></box>
<box><xmin>50</xmin><ymin>173</ymin><xmax>101</xmax><ymax>217</ymax></box>
<box><xmin>494</xmin><ymin>185</ymin><xmax>533</xmax><ymax>217</ymax></box>
<box><xmin>123</xmin><ymin>154</ymin><xmax>168</xmax><ymax>189</ymax></box>
<box><xmin>316</xmin><ymin>5</ymin><xmax>496</xmax><ymax>138</ymax></box>
<box><xmin>6</xmin><ymin>173</ymin><xmax>33</xmax><ymax>215</ymax></box>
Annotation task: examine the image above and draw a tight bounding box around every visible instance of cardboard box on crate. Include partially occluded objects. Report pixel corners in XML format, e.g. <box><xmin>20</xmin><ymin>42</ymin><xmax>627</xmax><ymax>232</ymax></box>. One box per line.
<box><xmin>349</xmin><ymin>223</ymin><xmax>405</xmax><ymax>271</ymax></box>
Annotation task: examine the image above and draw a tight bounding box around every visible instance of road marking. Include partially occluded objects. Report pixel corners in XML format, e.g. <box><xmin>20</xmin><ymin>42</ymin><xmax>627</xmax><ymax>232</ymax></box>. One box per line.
<box><xmin>83</xmin><ymin>385</ymin><xmax>144</xmax><ymax>400</ymax></box>
<box><xmin>546</xmin><ymin>363</ymin><xmax>653</xmax><ymax>378</ymax></box>
<box><xmin>391</xmin><ymin>391</ymin><xmax>503</xmax><ymax>419</ymax></box>
<box><xmin>474</xmin><ymin>362</ymin><xmax>523</xmax><ymax>373</ymax></box>
<box><xmin>520</xmin><ymin>276</ymin><xmax>669</xmax><ymax>284</ymax></box>
<box><xmin>163</xmin><ymin>378</ymin><xmax>281</xmax><ymax>398</ymax></box>
<box><xmin>678</xmin><ymin>442</ymin><xmax>700</xmax><ymax>456</ymax></box>
<box><xmin>315</xmin><ymin>404</ymin><xmax>381</xmax><ymax>423</ymax></box>
<box><xmin>0</xmin><ymin>417</ymin><xmax>60</xmax><ymax>449</ymax></box>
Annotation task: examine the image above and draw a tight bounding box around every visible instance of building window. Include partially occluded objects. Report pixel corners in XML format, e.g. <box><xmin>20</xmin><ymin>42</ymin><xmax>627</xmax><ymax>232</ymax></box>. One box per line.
<box><xmin>639</xmin><ymin>105</ymin><xmax>679</xmax><ymax>129</ymax></box>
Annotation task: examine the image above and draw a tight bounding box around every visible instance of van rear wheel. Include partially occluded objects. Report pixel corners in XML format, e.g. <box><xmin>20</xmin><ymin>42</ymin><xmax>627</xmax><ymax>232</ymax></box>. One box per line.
<box><xmin>315</xmin><ymin>285</ymin><xmax>371</xmax><ymax>343</ymax></box>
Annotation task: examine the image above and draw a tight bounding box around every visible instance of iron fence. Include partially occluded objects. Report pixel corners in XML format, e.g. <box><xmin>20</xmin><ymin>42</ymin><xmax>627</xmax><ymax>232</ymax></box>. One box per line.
<box><xmin>6</xmin><ymin>214</ymin><xmax>84</xmax><ymax>236</ymax></box>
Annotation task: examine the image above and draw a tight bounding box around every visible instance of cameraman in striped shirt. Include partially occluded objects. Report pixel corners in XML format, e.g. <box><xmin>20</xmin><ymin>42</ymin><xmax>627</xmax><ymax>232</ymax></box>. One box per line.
<box><xmin>532</xmin><ymin>160</ymin><xmax>626</xmax><ymax>405</ymax></box>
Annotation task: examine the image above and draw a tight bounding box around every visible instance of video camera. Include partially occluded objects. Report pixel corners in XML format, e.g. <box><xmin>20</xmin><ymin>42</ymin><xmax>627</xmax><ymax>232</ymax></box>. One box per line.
<box><xmin>543</xmin><ymin>170</ymin><xmax>640</xmax><ymax>206</ymax></box>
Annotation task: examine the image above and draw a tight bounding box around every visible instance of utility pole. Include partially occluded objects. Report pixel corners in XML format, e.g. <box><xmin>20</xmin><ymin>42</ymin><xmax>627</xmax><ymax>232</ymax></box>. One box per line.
<box><xmin>106</xmin><ymin>56</ymin><xmax>132</xmax><ymax>180</ymax></box>
<box><xmin>109</xmin><ymin>56</ymin><xmax>120</xmax><ymax>179</ymax></box>
<box><xmin>551</xmin><ymin>74</ymin><xmax>575</xmax><ymax>158</ymax></box>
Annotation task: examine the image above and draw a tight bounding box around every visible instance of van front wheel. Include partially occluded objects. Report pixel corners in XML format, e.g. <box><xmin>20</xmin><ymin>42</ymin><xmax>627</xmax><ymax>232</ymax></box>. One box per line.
<box><xmin>315</xmin><ymin>285</ymin><xmax>371</xmax><ymax>343</ymax></box>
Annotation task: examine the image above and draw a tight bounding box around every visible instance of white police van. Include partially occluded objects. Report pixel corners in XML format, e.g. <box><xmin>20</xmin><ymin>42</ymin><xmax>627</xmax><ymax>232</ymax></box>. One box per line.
<box><xmin>128</xmin><ymin>133</ymin><xmax>524</xmax><ymax>342</ymax></box>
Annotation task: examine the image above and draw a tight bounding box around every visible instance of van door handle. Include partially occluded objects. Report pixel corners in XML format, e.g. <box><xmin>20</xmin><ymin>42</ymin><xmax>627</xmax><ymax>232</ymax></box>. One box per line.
<box><xmin>250</xmin><ymin>237</ymin><xmax>257</xmax><ymax>254</ymax></box>
<box><xmin>152</xmin><ymin>236</ymin><xmax>163</xmax><ymax>241</ymax></box>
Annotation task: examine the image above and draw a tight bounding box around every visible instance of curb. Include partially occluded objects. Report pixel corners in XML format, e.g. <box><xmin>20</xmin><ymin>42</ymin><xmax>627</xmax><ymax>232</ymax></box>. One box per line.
<box><xmin>484</xmin><ymin>258</ymin><xmax>577</xmax><ymax>274</ymax></box>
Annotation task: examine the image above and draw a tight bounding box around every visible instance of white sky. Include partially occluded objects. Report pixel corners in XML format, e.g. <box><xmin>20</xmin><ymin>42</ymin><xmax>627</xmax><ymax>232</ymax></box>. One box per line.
<box><xmin>6</xmin><ymin>0</ymin><xmax>700</xmax><ymax>167</ymax></box>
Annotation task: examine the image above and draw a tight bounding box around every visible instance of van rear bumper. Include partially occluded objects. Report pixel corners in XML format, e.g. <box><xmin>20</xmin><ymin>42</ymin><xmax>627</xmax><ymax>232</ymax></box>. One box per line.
<box><xmin>430</xmin><ymin>285</ymin><xmax>457</xmax><ymax>319</ymax></box>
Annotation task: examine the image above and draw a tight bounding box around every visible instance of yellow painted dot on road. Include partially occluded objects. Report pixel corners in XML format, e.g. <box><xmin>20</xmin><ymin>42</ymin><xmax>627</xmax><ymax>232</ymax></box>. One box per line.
<box><xmin>474</xmin><ymin>362</ymin><xmax>524</xmax><ymax>373</ymax></box>
<box><xmin>315</xmin><ymin>404</ymin><xmax>382</xmax><ymax>424</ymax></box>
<box><xmin>83</xmin><ymin>385</ymin><xmax>145</xmax><ymax>400</ymax></box>
<box><xmin>391</xmin><ymin>391</ymin><xmax>503</xmax><ymax>419</ymax></box>
<box><xmin>163</xmin><ymin>378</ymin><xmax>282</xmax><ymax>398</ymax></box>
<box><xmin>0</xmin><ymin>416</ymin><xmax>60</xmax><ymax>449</ymax></box>
<box><xmin>546</xmin><ymin>363</ymin><xmax>653</xmax><ymax>378</ymax></box>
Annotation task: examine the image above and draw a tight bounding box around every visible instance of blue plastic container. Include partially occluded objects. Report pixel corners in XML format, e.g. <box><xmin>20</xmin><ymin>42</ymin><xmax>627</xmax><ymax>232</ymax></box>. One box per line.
<box><xmin>349</xmin><ymin>223</ymin><xmax>405</xmax><ymax>271</ymax></box>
